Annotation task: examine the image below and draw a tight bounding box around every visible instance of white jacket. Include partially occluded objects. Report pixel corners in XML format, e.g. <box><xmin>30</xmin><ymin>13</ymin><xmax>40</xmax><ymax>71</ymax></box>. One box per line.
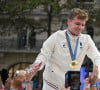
<box><xmin>35</xmin><ymin>29</ymin><xmax>100</xmax><ymax>90</ymax></box>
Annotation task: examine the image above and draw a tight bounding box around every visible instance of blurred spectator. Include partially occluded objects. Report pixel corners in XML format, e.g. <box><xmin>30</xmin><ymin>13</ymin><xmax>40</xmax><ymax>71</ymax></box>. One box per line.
<box><xmin>11</xmin><ymin>63</ymin><xmax>41</xmax><ymax>90</ymax></box>
<box><xmin>5</xmin><ymin>77</ymin><xmax>11</xmax><ymax>90</ymax></box>
<box><xmin>32</xmin><ymin>76</ymin><xmax>39</xmax><ymax>90</ymax></box>
<box><xmin>84</xmin><ymin>65</ymin><xmax>98</xmax><ymax>90</ymax></box>
<box><xmin>29</xmin><ymin>31</ymin><xmax>36</xmax><ymax>49</ymax></box>
<box><xmin>0</xmin><ymin>74</ymin><xmax>4</xmax><ymax>90</ymax></box>
<box><xmin>86</xmin><ymin>26</ymin><xmax>94</xmax><ymax>40</ymax></box>
<box><xmin>0</xmin><ymin>69</ymin><xmax>9</xmax><ymax>86</ymax></box>
<box><xmin>61</xmin><ymin>65</ymin><xmax>98</xmax><ymax>90</ymax></box>
<box><xmin>0</xmin><ymin>69</ymin><xmax>11</xmax><ymax>90</ymax></box>
<box><xmin>17</xmin><ymin>30</ymin><xmax>26</xmax><ymax>49</ymax></box>
<box><xmin>80</xmin><ymin>65</ymin><xmax>88</xmax><ymax>90</ymax></box>
<box><xmin>10</xmin><ymin>70</ymin><xmax>26</xmax><ymax>90</ymax></box>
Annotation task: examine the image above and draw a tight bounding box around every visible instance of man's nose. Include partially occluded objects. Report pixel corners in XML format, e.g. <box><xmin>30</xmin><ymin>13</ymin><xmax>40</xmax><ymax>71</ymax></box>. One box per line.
<box><xmin>78</xmin><ymin>25</ymin><xmax>84</xmax><ymax>30</ymax></box>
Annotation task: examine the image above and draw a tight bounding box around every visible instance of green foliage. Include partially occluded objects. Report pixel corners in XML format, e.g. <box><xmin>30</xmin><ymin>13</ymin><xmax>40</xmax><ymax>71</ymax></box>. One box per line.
<box><xmin>66</xmin><ymin>0</ymin><xmax>78</xmax><ymax>9</ymax></box>
<box><xmin>1</xmin><ymin>0</ymin><xmax>100</xmax><ymax>27</ymax></box>
<box><xmin>1</xmin><ymin>0</ymin><xmax>62</xmax><ymax>13</ymax></box>
<box><xmin>2</xmin><ymin>0</ymin><xmax>42</xmax><ymax>12</ymax></box>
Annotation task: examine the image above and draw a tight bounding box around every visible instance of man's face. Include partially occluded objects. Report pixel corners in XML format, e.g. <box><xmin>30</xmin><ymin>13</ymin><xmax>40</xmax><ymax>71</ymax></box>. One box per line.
<box><xmin>67</xmin><ymin>16</ymin><xmax>86</xmax><ymax>36</ymax></box>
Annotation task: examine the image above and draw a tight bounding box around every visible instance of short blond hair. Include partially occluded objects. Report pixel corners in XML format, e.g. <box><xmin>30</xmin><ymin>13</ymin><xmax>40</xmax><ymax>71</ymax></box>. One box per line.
<box><xmin>69</xmin><ymin>8</ymin><xmax>88</xmax><ymax>21</ymax></box>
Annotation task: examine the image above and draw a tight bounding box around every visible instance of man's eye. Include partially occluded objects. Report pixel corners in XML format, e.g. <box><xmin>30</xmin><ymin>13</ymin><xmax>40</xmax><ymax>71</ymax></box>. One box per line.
<box><xmin>76</xmin><ymin>23</ymin><xmax>80</xmax><ymax>25</ymax></box>
<box><xmin>82</xmin><ymin>24</ymin><xmax>85</xmax><ymax>26</ymax></box>
<box><xmin>76</xmin><ymin>23</ymin><xmax>85</xmax><ymax>27</ymax></box>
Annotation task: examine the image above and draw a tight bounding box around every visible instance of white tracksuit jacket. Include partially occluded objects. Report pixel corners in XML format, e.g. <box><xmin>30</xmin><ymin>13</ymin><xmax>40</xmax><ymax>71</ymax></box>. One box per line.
<box><xmin>34</xmin><ymin>29</ymin><xmax>100</xmax><ymax>90</ymax></box>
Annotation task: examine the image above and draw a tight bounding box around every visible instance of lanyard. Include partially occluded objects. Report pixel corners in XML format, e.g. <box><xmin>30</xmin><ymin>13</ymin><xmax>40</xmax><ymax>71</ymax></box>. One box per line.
<box><xmin>65</xmin><ymin>31</ymin><xmax>79</xmax><ymax>60</ymax></box>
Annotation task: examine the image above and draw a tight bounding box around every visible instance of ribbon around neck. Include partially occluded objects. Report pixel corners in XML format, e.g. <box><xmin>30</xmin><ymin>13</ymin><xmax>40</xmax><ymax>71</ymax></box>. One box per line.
<box><xmin>65</xmin><ymin>31</ymin><xmax>79</xmax><ymax>60</ymax></box>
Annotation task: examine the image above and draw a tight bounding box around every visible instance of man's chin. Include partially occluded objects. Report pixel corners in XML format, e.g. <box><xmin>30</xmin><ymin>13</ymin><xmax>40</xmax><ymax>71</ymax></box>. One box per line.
<box><xmin>75</xmin><ymin>32</ymin><xmax>80</xmax><ymax>36</ymax></box>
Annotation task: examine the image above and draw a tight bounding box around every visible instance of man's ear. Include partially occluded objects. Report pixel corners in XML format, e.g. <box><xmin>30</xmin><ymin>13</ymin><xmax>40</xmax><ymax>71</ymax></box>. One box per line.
<box><xmin>67</xmin><ymin>19</ymin><xmax>70</xmax><ymax>26</ymax></box>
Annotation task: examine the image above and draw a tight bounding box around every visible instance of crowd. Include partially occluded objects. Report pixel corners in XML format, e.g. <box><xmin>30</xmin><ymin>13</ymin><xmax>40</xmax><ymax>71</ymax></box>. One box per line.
<box><xmin>0</xmin><ymin>64</ymin><xmax>98</xmax><ymax>90</ymax></box>
<box><xmin>0</xmin><ymin>63</ymin><xmax>41</xmax><ymax>90</ymax></box>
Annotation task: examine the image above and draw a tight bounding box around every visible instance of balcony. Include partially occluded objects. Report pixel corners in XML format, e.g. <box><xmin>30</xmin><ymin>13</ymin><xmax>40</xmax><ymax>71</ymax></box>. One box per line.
<box><xmin>0</xmin><ymin>37</ymin><xmax>43</xmax><ymax>53</ymax></box>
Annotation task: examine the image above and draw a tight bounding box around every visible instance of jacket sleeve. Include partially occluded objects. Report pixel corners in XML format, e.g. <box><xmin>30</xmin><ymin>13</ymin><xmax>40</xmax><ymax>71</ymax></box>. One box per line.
<box><xmin>34</xmin><ymin>32</ymin><xmax>56</xmax><ymax>70</ymax></box>
<box><xmin>86</xmin><ymin>35</ymin><xmax>100</xmax><ymax>78</ymax></box>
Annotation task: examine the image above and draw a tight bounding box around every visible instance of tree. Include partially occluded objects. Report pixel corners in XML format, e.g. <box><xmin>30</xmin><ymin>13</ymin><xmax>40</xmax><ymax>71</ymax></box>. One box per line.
<box><xmin>0</xmin><ymin>0</ymin><xmax>66</xmax><ymax>37</ymax></box>
<box><xmin>0</xmin><ymin>0</ymin><xmax>100</xmax><ymax>36</ymax></box>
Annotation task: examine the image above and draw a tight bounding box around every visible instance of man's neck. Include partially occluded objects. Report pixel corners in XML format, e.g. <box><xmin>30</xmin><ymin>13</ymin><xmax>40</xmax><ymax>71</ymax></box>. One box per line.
<box><xmin>67</xmin><ymin>29</ymin><xmax>78</xmax><ymax>36</ymax></box>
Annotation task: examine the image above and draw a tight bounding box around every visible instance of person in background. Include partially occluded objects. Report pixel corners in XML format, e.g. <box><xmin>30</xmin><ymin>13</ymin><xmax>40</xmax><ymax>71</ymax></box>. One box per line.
<box><xmin>0</xmin><ymin>69</ymin><xmax>11</xmax><ymax>90</ymax></box>
<box><xmin>0</xmin><ymin>69</ymin><xmax>9</xmax><ymax>87</ymax></box>
<box><xmin>10</xmin><ymin>70</ymin><xmax>25</xmax><ymax>90</ymax></box>
<box><xmin>86</xmin><ymin>25</ymin><xmax>94</xmax><ymax>40</ymax></box>
<box><xmin>84</xmin><ymin>65</ymin><xmax>98</xmax><ymax>90</ymax></box>
<box><xmin>0</xmin><ymin>74</ymin><xmax>4</xmax><ymax>90</ymax></box>
<box><xmin>32</xmin><ymin>76</ymin><xmax>39</xmax><ymax>90</ymax></box>
<box><xmin>10</xmin><ymin>62</ymin><xmax>41</xmax><ymax>90</ymax></box>
<box><xmin>5</xmin><ymin>77</ymin><xmax>11</xmax><ymax>90</ymax></box>
<box><xmin>61</xmin><ymin>65</ymin><xmax>98</xmax><ymax>90</ymax></box>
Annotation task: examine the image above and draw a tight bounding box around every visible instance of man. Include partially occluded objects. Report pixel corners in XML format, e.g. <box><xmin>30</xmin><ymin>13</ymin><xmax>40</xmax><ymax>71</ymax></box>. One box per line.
<box><xmin>18</xmin><ymin>8</ymin><xmax>100</xmax><ymax>90</ymax></box>
<box><xmin>33</xmin><ymin>8</ymin><xmax>100</xmax><ymax>90</ymax></box>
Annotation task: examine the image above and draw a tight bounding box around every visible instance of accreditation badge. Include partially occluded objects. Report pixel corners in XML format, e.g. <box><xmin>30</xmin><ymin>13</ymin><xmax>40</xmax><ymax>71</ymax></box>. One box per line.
<box><xmin>69</xmin><ymin>60</ymin><xmax>78</xmax><ymax>69</ymax></box>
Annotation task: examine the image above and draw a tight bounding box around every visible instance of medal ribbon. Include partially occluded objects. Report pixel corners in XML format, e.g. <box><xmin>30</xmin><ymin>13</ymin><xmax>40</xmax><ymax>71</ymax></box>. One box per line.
<box><xmin>65</xmin><ymin>31</ymin><xmax>79</xmax><ymax>60</ymax></box>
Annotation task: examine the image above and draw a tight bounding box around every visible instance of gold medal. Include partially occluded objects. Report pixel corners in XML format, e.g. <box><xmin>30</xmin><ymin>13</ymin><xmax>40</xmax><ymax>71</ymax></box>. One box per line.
<box><xmin>69</xmin><ymin>60</ymin><xmax>78</xmax><ymax>69</ymax></box>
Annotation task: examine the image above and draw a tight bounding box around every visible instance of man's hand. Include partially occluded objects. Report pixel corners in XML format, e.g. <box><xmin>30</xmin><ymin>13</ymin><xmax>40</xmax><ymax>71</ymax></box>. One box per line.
<box><xmin>25</xmin><ymin>62</ymin><xmax>42</xmax><ymax>81</ymax></box>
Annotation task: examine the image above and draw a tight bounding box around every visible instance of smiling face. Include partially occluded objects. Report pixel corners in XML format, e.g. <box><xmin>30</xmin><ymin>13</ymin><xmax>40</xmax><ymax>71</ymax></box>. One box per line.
<box><xmin>67</xmin><ymin>8</ymin><xmax>88</xmax><ymax>36</ymax></box>
<box><xmin>15</xmin><ymin>70</ymin><xmax>26</xmax><ymax>83</ymax></box>
<box><xmin>13</xmin><ymin>70</ymin><xmax>26</xmax><ymax>88</ymax></box>
<box><xmin>67</xmin><ymin>16</ymin><xmax>86</xmax><ymax>36</ymax></box>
